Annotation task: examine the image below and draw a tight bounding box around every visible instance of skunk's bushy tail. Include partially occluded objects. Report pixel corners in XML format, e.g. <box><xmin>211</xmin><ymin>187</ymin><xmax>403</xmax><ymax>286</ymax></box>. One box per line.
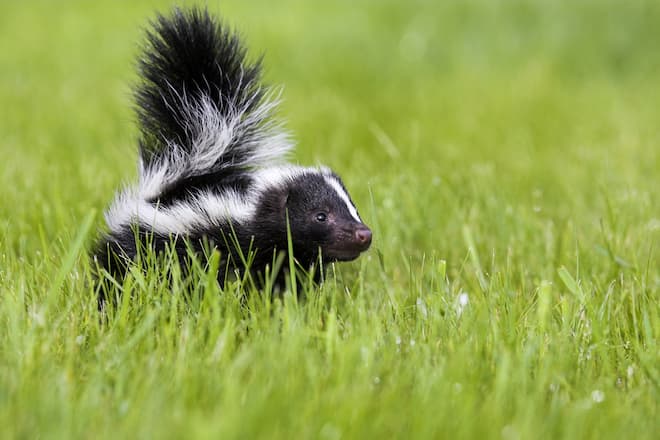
<box><xmin>135</xmin><ymin>7</ymin><xmax>291</xmax><ymax>202</ymax></box>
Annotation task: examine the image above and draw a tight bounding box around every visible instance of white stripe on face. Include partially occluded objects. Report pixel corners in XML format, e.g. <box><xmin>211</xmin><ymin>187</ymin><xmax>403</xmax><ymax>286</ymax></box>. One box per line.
<box><xmin>324</xmin><ymin>176</ymin><xmax>361</xmax><ymax>223</ymax></box>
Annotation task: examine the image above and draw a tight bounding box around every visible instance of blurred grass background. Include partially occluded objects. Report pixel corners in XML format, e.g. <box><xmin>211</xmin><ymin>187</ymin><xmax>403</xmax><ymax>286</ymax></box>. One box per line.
<box><xmin>0</xmin><ymin>0</ymin><xmax>658</xmax><ymax>438</ymax></box>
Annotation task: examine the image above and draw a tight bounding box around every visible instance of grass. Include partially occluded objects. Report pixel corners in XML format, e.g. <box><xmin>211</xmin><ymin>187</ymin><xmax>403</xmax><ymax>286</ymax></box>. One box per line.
<box><xmin>1</xmin><ymin>0</ymin><xmax>658</xmax><ymax>438</ymax></box>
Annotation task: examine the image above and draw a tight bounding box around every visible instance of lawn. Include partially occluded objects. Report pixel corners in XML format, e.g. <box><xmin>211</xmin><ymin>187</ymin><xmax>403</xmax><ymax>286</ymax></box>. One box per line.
<box><xmin>0</xmin><ymin>0</ymin><xmax>658</xmax><ymax>438</ymax></box>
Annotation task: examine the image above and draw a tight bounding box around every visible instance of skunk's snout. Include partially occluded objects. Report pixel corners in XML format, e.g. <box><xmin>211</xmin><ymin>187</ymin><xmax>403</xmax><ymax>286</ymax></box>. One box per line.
<box><xmin>322</xmin><ymin>222</ymin><xmax>372</xmax><ymax>262</ymax></box>
<box><xmin>354</xmin><ymin>225</ymin><xmax>372</xmax><ymax>249</ymax></box>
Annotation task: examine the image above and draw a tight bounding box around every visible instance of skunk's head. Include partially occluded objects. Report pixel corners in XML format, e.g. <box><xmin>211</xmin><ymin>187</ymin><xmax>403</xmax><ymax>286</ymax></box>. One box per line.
<box><xmin>255</xmin><ymin>168</ymin><xmax>372</xmax><ymax>263</ymax></box>
<box><xmin>285</xmin><ymin>171</ymin><xmax>371</xmax><ymax>262</ymax></box>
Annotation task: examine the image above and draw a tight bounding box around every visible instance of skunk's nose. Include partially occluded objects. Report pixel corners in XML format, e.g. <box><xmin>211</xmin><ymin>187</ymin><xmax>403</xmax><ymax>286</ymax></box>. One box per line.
<box><xmin>354</xmin><ymin>226</ymin><xmax>372</xmax><ymax>248</ymax></box>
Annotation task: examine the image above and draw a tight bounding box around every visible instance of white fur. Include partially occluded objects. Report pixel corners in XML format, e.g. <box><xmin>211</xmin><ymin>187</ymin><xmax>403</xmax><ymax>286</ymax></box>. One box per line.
<box><xmin>138</xmin><ymin>93</ymin><xmax>293</xmax><ymax>200</ymax></box>
<box><xmin>106</xmin><ymin>165</ymin><xmax>309</xmax><ymax>234</ymax></box>
<box><xmin>106</xmin><ymin>188</ymin><xmax>256</xmax><ymax>235</ymax></box>
<box><xmin>323</xmin><ymin>175</ymin><xmax>362</xmax><ymax>222</ymax></box>
<box><xmin>251</xmin><ymin>165</ymin><xmax>308</xmax><ymax>194</ymax></box>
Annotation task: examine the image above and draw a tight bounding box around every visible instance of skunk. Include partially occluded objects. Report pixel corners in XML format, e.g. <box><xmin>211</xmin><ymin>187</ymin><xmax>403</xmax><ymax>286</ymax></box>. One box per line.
<box><xmin>93</xmin><ymin>7</ymin><xmax>372</xmax><ymax>301</ymax></box>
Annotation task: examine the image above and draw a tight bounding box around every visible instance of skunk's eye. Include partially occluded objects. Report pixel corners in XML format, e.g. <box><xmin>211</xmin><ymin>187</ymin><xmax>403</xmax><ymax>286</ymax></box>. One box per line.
<box><xmin>315</xmin><ymin>212</ymin><xmax>327</xmax><ymax>222</ymax></box>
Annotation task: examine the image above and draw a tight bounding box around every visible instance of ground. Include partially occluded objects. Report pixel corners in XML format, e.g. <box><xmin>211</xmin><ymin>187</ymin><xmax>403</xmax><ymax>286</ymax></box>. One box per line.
<box><xmin>0</xmin><ymin>0</ymin><xmax>658</xmax><ymax>438</ymax></box>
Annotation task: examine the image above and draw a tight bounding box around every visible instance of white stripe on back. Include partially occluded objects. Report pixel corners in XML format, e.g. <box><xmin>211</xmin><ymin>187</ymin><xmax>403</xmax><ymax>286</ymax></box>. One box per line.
<box><xmin>105</xmin><ymin>188</ymin><xmax>255</xmax><ymax>235</ymax></box>
<box><xmin>105</xmin><ymin>165</ymin><xmax>363</xmax><ymax>235</ymax></box>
